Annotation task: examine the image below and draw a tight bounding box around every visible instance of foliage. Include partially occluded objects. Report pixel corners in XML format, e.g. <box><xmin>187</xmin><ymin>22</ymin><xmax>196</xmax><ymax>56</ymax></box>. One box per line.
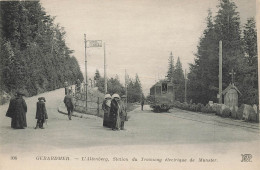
<box><xmin>0</xmin><ymin>1</ymin><xmax>83</xmax><ymax>97</ymax></box>
<box><xmin>166</xmin><ymin>52</ymin><xmax>174</xmax><ymax>82</ymax></box>
<box><xmin>221</xmin><ymin>108</ymin><xmax>231</xmax><ymax>117</ymax></box>
<box><xmin>173</xmin><ymin>57</ymin><xmax>185</xmax><ymax>102</ymax></box>
<box><xmin>187</xmin><ymin>0</ymin><xmax>258</xmax><ymax>105</ymax></box>
<box><xmin>94</xmin><ymin>70</ymin><xmax>144</xmax><ymax>103</ymax></box>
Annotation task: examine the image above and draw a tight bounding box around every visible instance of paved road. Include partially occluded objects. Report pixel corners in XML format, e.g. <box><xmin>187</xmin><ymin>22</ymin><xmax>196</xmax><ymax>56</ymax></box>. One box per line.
<box><xmin>0</xmin><ymin>88</ymin><xmax>259</xmax><ymax>170</ymax></box>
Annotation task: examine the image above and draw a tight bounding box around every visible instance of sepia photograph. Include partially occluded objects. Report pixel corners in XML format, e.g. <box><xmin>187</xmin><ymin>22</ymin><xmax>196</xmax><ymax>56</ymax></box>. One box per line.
<box><xmin>0</xmin><ymin>0</ymin><xmax>259</xmax><ymax>169</ymax></box>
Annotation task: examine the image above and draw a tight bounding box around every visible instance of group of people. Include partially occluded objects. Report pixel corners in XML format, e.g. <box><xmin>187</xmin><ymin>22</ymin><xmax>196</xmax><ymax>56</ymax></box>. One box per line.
<box><xmin>102</xmin><ymin>94</ymin><xmax>127</xmax><ymax>131</ymax></box>
<box><xmin>6</xmin><ymin>91</ymin><xmax>48</xmax><ymax>129</ymax></box>
<box><xmin>6</xmin><ymin>89</ymin><xmax>128</xmax><ymax>131</ymax></box>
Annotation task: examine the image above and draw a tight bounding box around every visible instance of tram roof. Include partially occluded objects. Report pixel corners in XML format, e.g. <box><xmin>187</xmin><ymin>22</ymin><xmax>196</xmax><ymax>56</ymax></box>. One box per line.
<box><xmin>150</xmin><ymin>81</ymin><xmax>174</xmax><ymax>89</ymax></box>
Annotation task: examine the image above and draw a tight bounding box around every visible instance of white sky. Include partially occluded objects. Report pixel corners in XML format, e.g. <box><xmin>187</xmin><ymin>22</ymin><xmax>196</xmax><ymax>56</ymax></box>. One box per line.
<box><xmin>40</xmin><ymin>0</ymin><xmax>256</xmax><ymax>95</ymax></box>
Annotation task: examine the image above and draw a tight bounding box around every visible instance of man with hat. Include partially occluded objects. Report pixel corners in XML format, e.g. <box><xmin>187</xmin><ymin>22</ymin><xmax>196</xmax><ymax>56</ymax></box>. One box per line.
<box><xmin>35</xmin><ymin>97</ymin><xmax>48</xmax><ymax>129</ymax></box>
<box><xmin>63</xmin><ymin>89</ymin><xmax>74</xmax><ymax>120</ymax></box>
<box><xmin>110</xmin><ymin>94</ymin><xmax>122</xmax><ymax>131</ymax></box>
<box><xmin>6</xmin><ymin>90</ymin><xmax>27</xmax><ymax>129</ymax></box>
<box><xmin>102</xmin><ymin>94</ymin><xmax>112</xmax><ymax>127</ymax></box>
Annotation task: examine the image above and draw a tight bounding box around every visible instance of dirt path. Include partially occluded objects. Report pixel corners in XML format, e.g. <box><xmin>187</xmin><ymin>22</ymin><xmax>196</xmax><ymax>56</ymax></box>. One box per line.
<box><xmin>0</xmin><ymin>88</ymin><xmax>259</xmax><ymax>170</ymax></box>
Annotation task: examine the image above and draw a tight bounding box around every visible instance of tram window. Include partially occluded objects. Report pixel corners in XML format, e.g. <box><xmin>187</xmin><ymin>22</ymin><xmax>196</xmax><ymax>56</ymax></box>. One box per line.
<box><xmin>168</xmin><ymin>86</ymin><xmax>173</xmax><ymax>93</ymax></box>
<box><xmin>156</xmin><ymin>86</ymin><xmax>161</xmax><ymax>94</ymax></box>
<box><xmin>162</xmin><ymin>83</ymin><xmax>167</xmax><ymax>93</ymax></box>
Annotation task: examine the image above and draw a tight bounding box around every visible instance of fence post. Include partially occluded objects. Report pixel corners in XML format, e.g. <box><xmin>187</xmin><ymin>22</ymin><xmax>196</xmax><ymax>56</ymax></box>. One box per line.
<box><xmin>97</xmin><ymin>97</ymin><xmax>100</xmax><ymax>116</ymax></box>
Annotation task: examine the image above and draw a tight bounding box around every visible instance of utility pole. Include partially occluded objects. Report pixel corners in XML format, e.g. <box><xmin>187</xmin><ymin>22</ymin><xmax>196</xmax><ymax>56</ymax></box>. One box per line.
<box><xmin>84</xmin><ymin>34</ymin><xmax>88</xmax><ymax>111</ymax></box>
<box><xmin>125</xmin><ymin>69</ymin><xmax>128</xmax><ymax>104</ymax></box>
<box><xmin>219</xmin><ymin>40</ymin><xmax>222</xmax><ymax>104</ymax></box>
<box><xmin>184</xmin><ymin>69</ymin><xmax>187</xmax><ymax>103</ymax></box>
<box><xmin>104</xmin><ymin>42</ymin><xmax>107</xmax><ymax>94</ymax></box>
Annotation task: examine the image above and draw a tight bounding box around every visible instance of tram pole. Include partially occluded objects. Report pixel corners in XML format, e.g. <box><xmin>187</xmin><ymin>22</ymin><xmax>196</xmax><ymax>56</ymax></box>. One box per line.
<box><xmin>104</xmin><ymin>42</ymin><xmax>107</xmax><ymax>94</ymax></box>
<box><xmin>125</xmin><ymin>69</ymin><xmax>128</xmax><ymax>104</ymax></box>
<box><xmin>218</xmin><ymin>40</ymin><xmax>222</xmax><ymax>104</ymax></box>
<box><xmin>184</xmin><ymin>69</ymin><xmax>187</xmax><ymax>103</ymax></box>
<box><xmin>84</xmin><ymin>34</ymin><xmax>88</xmax><ymax>111</ymax></box>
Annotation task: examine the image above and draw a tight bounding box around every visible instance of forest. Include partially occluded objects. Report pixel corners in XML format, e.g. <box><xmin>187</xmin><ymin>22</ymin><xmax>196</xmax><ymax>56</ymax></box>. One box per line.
<box><xmin>0</xmin><ymin>1</ymin><xmax>83</xmax><ymax>98</ymax></box>
<box><xmin>93</xmin><ymin>70</ymin><xmax>144</xmax><ymax>103</ymax></box>
<box><xmin>165</xmin><ymin>0</ymin><xmax>258</xmax><ymax>105</ymax></box>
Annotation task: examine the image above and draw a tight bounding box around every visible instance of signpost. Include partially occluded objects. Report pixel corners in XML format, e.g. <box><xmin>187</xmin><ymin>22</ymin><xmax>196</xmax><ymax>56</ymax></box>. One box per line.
<box><xmin>84</xmin><ymin>34</ymin><xmax>102</xmax><ymax>111</ymax></box>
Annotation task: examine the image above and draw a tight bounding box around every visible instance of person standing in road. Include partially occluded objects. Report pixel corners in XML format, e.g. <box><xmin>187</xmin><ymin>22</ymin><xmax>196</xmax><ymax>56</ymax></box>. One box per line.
<box><xmin>63</xmin><ymin>89</ymin><xmax>74</xmax><ymax>120</ymax></box>
<box><xmin>120</xmin><ymin>95</ymin><xmax>127</xmax><ymax>130</ymax></box>
<box><xmin>6</xmin><ymin>92</ymin><xmax>17</xmax><ymax>128</ymax></box>
<box><xmin>6</xmin><ymin>91</ymin><xmax>27</xmax><ymax>129</ymax></box>
<box><xmin>141</xmin><ymin>96</ymin><xmax>145</xmax><ymax>111</ymax></box>
<box><xmin>110</xmin><ymin>94</ymin><xmax>122</xmax><ymax>131</ymax></box>
<box><xmin>35</xmin><ymin>97</ymin><xmax>48</xmax><ymax>129</ymax></box>
<box><xmin>64</xmin><ymin>81</ymin><xmax>69</xmax><ymax>95</ymax></box>
<box><xmin>102</xmin><ymin>94</ymin><xmax>112</xmax><ymax>127</ymax></box>
<box><xmin>76</xmin><ymin>79</ymin><xmax>81</xmax><ymax>93</ymax></box>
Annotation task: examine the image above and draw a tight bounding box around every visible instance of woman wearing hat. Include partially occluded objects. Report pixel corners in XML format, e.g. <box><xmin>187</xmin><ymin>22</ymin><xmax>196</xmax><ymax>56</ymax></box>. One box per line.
<box><xmin>35</xmin><ymin>97</ymin><xmax>48</xmax><ymax>129</ymax></box>
<box><xmin>102</xmin><ymin>94</ymin><xmax>112</xmax><ymax>127</ymax></box>
<box><xmin>6</xmin><ymin>91</ymin><xmax>27</xmax><ymax>129</ymax></box>
<box><xmin>110</xmin><ymin>94</ymin><xmax>122</xmax><ymax>131</ymax></box>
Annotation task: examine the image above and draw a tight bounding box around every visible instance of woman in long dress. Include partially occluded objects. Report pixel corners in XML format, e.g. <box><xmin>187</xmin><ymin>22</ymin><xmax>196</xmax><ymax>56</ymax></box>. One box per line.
<box><xmin>110</xmin><ymin>94</ymin><xmax>122</xmax><ymax>131</ymax></box>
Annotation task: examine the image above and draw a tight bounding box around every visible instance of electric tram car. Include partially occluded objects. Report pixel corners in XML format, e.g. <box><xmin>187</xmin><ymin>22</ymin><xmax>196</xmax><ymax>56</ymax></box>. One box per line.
<box><xmin>149</xmin><ymin>81</ymin><xmax>175</xmax><ymax>112</ymax></box>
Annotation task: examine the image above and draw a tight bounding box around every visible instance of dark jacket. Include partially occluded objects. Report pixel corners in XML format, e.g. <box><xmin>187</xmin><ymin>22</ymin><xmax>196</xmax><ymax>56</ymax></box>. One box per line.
<box><xmin>12</xmin><ymin>96</ymin><xmax>27</xmax><ymax>128</ymax></box>
<box><xmin>36</xmin><ymin>101</ymin><xmax>48</xmax><ymax>120</ymax></box>
<box><xmin>64</xmin><ymin>95</ymin><xmax>74</xmax><ymax>108</ymax></box>
<box><xmin>6</xmin><ymin>97</ymin><xmax>16</xmax><ymax>118</ymax></box>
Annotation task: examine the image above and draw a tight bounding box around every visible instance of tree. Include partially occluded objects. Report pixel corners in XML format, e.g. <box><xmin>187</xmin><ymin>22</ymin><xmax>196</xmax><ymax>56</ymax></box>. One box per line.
<box><xmin>173</xmin><ymin>57</ymin><xmax>185</xmax><ymax>102</ymax></box>
<box><xmin>0</xmin><ymin>1</ymin><xmax>83</xmax><ymax>96</ymax></box>
<box><xmin>239</xmin><ymin>17</ymin><xmax>258</xmax><ymax>105</ymax></box>
<box><xmin>166</xmin><ymin>52</ymin><xmax>174</xmax><ymax>82</ymax></box>
<box><xmin>188</xmin><ymin>9</ymin><xmax>219</xmax><ymax>104</ymax></box>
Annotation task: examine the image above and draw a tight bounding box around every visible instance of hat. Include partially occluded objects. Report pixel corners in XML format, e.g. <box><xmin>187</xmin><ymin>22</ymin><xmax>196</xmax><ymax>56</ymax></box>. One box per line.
<box><xmin>121</xmin><ymin>95</ymin><xmax>126</xmax><ymax>98</ymax></box>
<box><xmin>112</xmin><ymin>94</ymin><xmax>120</xmax><ymax>99</ymax></box>
<box><xmin>38</xmin><ymin>97</ymin><xmax>46</xmax><ymax>102</ymax></box>
<box><xmin>104</xmin><ymin>94</ymin><xmax>112</xmax><ymax>99</ymax></box>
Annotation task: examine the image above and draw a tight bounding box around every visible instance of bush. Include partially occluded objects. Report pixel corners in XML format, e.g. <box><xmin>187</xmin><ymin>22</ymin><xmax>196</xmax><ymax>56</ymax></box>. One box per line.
<box><xmin>197</xmin><ymin>103</ymin><xmax>204</xmax><ymax>112</ymax></box>
<box><xmin>222</xmin><ymin>108</ymin><xmax>231</xmax><ymax>117</ymax></box>
<box><xmin>231</xmin><ymin>106</ymin><xmax>238</xmax><ymax>119</ymax></box>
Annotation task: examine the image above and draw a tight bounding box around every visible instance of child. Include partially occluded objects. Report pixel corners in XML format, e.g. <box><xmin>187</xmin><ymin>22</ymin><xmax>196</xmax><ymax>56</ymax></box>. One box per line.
<box><xmin>35</xmin><ymin>97</ymin><xmax>48</xmax><ymax>129</ymax></box>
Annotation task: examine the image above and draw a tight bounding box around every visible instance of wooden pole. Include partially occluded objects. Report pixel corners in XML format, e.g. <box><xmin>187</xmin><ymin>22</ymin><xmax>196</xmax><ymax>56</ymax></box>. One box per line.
<box><xmin>84</xmin><ymin>34</ymin><xmax>88</xmax><ymax>111</ymax></box>
<box><xmin>104</xmin><ymin>42</ymin><xmax>107</xmax><ymax>94</ymax></box>
<box><xmin>184</xmin><ymin>69</ymin><xmax>187</xmax><ymax>103</ymax></box>
<box><xmin>219</xmin><ymin>40</ymin><xmax>222</xmax><ymax>104</ymax></box>
<box><xmin>125</xmin><ymin>69</ymin><xmax>128</xmax><ymax>104</ymax></box>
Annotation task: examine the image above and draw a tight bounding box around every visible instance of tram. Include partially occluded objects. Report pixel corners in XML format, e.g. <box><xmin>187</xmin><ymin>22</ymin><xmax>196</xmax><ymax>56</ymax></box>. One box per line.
<box><xmin>149</xmin><ymin>81</ymin><xmax>175</xmax><ymax>112</ymax></box>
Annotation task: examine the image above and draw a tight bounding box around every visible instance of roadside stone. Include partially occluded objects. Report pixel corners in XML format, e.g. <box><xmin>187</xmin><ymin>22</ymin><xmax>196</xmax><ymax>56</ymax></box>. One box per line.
<box><xmin>237</xmin><ymin>104</ymin><xmax>257</xmax><ymax>122</ymax></box>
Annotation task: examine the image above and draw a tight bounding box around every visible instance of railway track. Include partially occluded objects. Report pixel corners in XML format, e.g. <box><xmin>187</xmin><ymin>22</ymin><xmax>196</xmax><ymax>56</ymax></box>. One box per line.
<box><xmin>162</xmin><ymin>108</ymin><xmax>259</xmax><ymax>133</ymax></box>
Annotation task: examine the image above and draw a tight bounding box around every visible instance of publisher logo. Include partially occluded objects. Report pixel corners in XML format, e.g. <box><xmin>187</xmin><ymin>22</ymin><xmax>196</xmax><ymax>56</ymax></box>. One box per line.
<box><xmin>241</xmin><ymin>154</ymin><xmax>252</xmax><ymax>162</ymax></box>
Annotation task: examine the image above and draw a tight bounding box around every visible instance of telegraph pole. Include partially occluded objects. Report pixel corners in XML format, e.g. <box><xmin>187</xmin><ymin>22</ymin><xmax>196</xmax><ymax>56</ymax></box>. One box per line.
<box><xmin>104</xmin><ymin>42</ymin><xmax>107</xmax><ymax>94</ymax></box>
<box><xmin>125</xmin><ymin>69</ymin><xmax>128</xmax><ymax>104</ymax></box>
<box><xmin>184</xmin><ymin>69</ymin><xmax>187</xmax><ymax>103</ymax></box>
<box><xmin>84</xmin><ymin>34</ymin><xmax>88</xmax><ymax>110</ymax></box>
<box><xmin>219</xmin><ymin>40</ymin><xmax>222</xmax><ymax>104</ymax></box>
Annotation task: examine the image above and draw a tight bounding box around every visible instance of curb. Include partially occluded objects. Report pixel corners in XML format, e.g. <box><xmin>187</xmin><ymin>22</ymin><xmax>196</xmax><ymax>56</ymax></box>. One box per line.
<box><xmin>57</xmin><ymin>104</ymin><xmax>101</xmax><ymax>120</ymax></box>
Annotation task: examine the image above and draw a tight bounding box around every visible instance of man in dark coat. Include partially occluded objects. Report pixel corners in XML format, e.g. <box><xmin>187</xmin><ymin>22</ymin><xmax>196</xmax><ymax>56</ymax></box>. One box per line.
<box><xmin>63</xmin><ymin>90</ymin><xmax>74</xmax><ymax>120</ymax></box>
<box><xmin>64</xmin><ymin>81</ymin><xmax>69</xmax><ymax>95</ymax></box>
<box><xmin>35</xmin><ymin>97</ymin><xmax>48</xmax><ymax>129</ymax></box>
<box><xmin>141</xmin><ymin>97</ymin><xmax>145</xmax><ymax>111</ymax></box>
<box><xmin>6</xmin><ymin>91</ymin><xmax>27</xmax><ymax>129</ymax></box>
<box><xmin>120</xmin><ymin>95</ymin><xmax>127</xmax><ymax>130</ymax></box>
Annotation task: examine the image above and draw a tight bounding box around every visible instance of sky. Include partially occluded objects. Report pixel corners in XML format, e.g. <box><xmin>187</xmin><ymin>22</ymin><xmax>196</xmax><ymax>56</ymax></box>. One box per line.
<box><xmin>40</xmin><ymin>0</ymin><xmax>257</xmax><ymax>95</ymax></box>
